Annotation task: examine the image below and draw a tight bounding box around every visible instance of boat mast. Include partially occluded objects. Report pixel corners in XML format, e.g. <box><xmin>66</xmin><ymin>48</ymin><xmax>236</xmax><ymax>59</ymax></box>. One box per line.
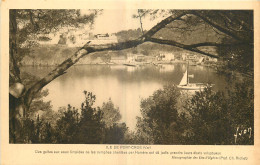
<box><xmin>187</xmin><ymin>61</ymin><xmax>189</xmax><ymax>85</ymax></box>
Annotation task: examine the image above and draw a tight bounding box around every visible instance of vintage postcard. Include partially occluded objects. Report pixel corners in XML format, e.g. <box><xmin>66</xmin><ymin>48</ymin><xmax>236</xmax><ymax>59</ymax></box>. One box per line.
<box><xmin>1</xmin><ymin>0</ymin><xmax>260</xmax><ymax>164</ymax></box>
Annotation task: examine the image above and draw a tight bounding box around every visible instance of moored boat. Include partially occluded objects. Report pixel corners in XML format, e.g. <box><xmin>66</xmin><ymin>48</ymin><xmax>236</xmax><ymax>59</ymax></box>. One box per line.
<box><xmin>123</xmin><ymin>63</ymin><xmax>136</xmax><ymax>67</ymax></box>
<box><xmin>177</xmin><ymin>65</ymin><xmax>210</xmax><ymax>91</ymax></box>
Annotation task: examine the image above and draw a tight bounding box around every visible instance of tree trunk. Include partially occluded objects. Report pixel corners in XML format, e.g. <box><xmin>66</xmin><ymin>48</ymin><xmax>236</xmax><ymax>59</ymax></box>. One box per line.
<box><xmin>9</xmin><ymin>94</ymin><xmax>28</xmax><ymax>143</ymax></box>
<box><xmin>9</xmin><ymin>9</ymin><xmax>25</xmax><ymax>143</ymax></box>
<box><xmin>9</xmin><ymin>10</ymin><xmax>21</xmax><ymax>84</ymax></box>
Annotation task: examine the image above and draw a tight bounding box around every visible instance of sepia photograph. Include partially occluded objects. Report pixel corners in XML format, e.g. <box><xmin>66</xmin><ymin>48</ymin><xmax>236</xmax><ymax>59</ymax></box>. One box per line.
<box><xmin>8</xmin><ymin>9</ymin><xmax>254</xmax><ymax>145</ymax></box>
<box><xmin>2</xmin><ymin>0</ymin><xmax>260</xmax><ymax>164</ymax></box>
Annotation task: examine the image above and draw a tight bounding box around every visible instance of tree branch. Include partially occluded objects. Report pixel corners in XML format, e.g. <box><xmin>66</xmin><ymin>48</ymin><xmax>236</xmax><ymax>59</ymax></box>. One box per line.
<box><xmin>224</xmin><ymin>11</ymin><xmax>253</xmax><ymax>31</ymax></box>
<box><xmin>191</xmin><ymin>11</ymin><xmax>246</xmax><ymax>42</ymax></box>
<box><xmin>187</xmin><ymin>42</ymin><xmax>251</xmax><ymax>48</ymax></box>
<box><xmin>147</xmin><ymin>37</ymin><xmax>219</xmax><ymax>58</ymax></box>
<box><xmin>24</xmin><ymin>39</ymin><xmax>146</xmax><ymax>106</ymax></box>
<box><xmin>28</xmin><ymin>10</ymin><xmax>39</xmax><ymax>31</ymax></box>
<box><xmin>24</xmin><ymin>12</ymin><xmax>191</xmax><ymax>106</ymax></box>
<box><xmin>138</xmin><ymin>10</ymin><xmax>144</xmax><ymax>35</ymax></box>
<box><xmin>141</xmin><ymin>11</ymin><xmax>187</xmax><ymax>39</ymax></box>
<box><xmin>25</xmin><ymin>11</ymin><xmax>250</xmax><ymax>106</ymax></box>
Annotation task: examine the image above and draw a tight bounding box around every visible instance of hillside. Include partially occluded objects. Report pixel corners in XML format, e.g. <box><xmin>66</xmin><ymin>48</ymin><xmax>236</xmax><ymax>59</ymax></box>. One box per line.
<box><xmin>22</xmin><ymin>21</ymin><xmax>220</xmax><ymax>66</ymax></box>
<box><xmin>21</xmin><ymin>45</ymin><xmax>80</xmax><ymax>66</ymax></box>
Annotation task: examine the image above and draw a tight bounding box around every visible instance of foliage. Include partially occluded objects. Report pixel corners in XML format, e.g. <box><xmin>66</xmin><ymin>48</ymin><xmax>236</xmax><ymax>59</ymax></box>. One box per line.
<box><xmin>16</xmin><ymin>80</ymin><xmax>253</xmax><ymax>145</ymax></box>
<box><xmin>115</xmin><ymin>28</ymin><xmax>144</xmax><ymax>42</ymax></box>
<box><xmin>134</xmin><ymin>81</ymin><xmax>253</xmax><ymax>145</ymax></box>
<box><xmin>226</xmin><ymin>79</ymin><xmax>254</xmax><ymax>144</ymax></box>
<box><xmin>103</xmin><ymin>123</ymin><xmax>128</xmax><ymax>144</ymax></box>
<box><xmin>54</xmin><ymin>105</ymin><xmax>80</xmax><ymax>143</ymax></box>
<box><xmin>10</xmin><ymin>9</ymin><xmax>100</xmax><ymax>84</ymax></box>
<box><xmin>76</xmin><ymin>91</ymin><xmax>105</xmax><ymax>143</ymax></box>
<box><xmin>134</xmin><ymin>85</ymin><xmax>188</xmax><ymax>144</ymax></box>
<box><xmin>21</xmin><ymin>115</ymin><xmax>54</xmax><ymax>143</ymax></box>
<box><xmin>18</xmin><ymin>91</ymin><xmax>129</xmax><ymax>144</ymax></box>
<box><xmin>100</xmin><ymin>98</ymin><xmax>122</xmax><ymax>128</ymax></box>
<box><xmin>9</xmin><ymin>10</ymin><xmax>254</xmax><ymax>145</ymax></box>
<box><xmin>184</xmin><ymin>80</ymin><xmax>253</xmax><ymax>145</ymax></box>
<box><xmin>184</xmin><ymin>88</ymin><xmax>233</xmax><ymax>145</ymax></box>
<box><xmin>216</xmin><ymin>36</ymin><xmax>253</xmax><ymax>74</ymax></box>
<box><xmin>27</xmin><ymin>89</ymin><xmax>52</xmax><ymax>118</ymax></box>
<box><xmin>137</xmin><ymin>10</ymin><xmax>253</xmax><ymax>74</ymax></box>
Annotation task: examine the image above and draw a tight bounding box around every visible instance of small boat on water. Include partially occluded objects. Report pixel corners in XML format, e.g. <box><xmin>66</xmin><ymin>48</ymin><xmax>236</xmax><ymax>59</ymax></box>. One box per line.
<box><xmin>177</xmin><ymin>65</ymin><xmax>209</xmax><ymax>91</ymax></box>
<box><xmin>123</xmin><ymin>63</ymin><xmax>136</xmax><ymax>67</ymax></box>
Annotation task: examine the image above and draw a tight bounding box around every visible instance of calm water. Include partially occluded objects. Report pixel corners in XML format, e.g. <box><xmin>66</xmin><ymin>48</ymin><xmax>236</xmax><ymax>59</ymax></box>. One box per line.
<box><xmin>22</xmin><ymin>64</ymin><xmax>230</xmax><ymax>129</ymax></box>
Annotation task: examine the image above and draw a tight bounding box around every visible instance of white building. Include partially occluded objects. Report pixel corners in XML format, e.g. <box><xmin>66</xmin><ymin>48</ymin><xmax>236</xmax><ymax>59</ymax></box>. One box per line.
<box><xmin>159</xmin><ymin>53</ymin><xmax>175</xmax><ymax>61</ymax></box>
<box><xmin>37</xmin><ymin>27</ymin><xmax>118</xmax><ymax>47</ymax></box>
<box><xmin>182</xmin><ymin>53</ymin><xmax>197</xmax><ymax>61</ymax></box>
<box><xmin>89</xmin><ymin>33</ymin><xmax>118</xmax><ymax>45</ymax></box>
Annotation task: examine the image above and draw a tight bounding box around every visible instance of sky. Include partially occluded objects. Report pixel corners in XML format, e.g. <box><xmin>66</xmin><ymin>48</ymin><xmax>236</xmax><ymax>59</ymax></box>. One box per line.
<box><xmin>81</xmin><ymin>9</ymin><xmax>167</xmax><ymax>34</ymax></box>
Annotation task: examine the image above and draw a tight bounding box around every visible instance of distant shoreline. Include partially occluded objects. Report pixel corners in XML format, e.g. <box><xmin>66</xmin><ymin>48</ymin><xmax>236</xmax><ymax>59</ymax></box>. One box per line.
<box><xmin>21</xmin><ymin>61</ymin><xmax>218</xmax><ymax>69</ymax></box>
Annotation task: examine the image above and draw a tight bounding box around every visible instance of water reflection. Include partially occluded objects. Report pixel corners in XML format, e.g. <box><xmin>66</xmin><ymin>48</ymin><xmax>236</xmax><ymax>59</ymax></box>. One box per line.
<box><xmin>126</xmin><ymin>66</ymin><xmax>137</xmax><ymax>73</ymax></box>
<box><xmin>21</xmin><ymin>64</ymin><xmax>230</xmax><ymax>130</ymax></box>
<box><xmin>110</xmin><ymin>65</ymin><xmax>126</xmax><ymax>71</ymax></box>
<box><xmin>158</xmin><ymin>64</ymin><xmax>175</xmax><ymax>73</ymax></box>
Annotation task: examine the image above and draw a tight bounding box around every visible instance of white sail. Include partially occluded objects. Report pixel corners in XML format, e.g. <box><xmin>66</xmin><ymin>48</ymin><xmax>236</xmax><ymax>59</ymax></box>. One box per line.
<box><xmin>179</xmin><ymin>70</ymin><xmax>188</xmax><ymax>86</ymax></box>
<box><xmin>178</xmin><ymin>65</ymin><xmax>210</xmax><ymax>91</ymax></box>
<box><xmin>198</xmin><ymin>57</ymin><xmax>204</xmax><ymax>63</ymax></box>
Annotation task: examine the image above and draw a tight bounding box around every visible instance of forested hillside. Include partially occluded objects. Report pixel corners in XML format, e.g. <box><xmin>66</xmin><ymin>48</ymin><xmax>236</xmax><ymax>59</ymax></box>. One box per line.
<box><xmin>22</xmin><ymin>24</ymin><xmax>218</xmax><ymax>66</ymax></box>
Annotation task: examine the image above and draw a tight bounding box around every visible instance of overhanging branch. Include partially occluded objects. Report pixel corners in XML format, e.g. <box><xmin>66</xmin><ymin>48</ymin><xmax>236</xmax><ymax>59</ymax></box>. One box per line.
<box><xmin>147</xmin><ymin>37</ymin><xmax>219</xmax><ymax>58</ymax></box>
<box><xmin>26</xmin><ymin>11</ymin><xmax>250</xmax><ymax>106</ymax></box>
<box><xmin>141</xmin><ymin>12</ymin><xmax>187</xmax><ymax>39</ymax></box>
<box><xmin>24</xmin><ymin>12</ymin><xmax>191</xmax><ymax>106</ymax></box>
<box><xmin>187</xmin><ymin>42</ymin><xmax>251</xmax><ymax>48</ymax></box>
<box><xmin>191</xmin><ymin>11</ymin><xmax>246</xmax><ymax>42</ymax></box>
<box><xmin>24</xmin><ymin>39</ymin><xmax>146</xmax><ymax>106</ymax></box>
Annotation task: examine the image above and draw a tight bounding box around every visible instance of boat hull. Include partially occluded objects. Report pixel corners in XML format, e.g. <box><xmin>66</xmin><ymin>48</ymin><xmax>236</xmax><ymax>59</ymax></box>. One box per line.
<box><xmin>123</xmin><ymin>63</ymin><xmax>136</xmax><ymax>67</ymax></box>
<box><xmin>177</xmin><ymin>83</ymin><xmax>207</xmax><ymax>91</ymax></box>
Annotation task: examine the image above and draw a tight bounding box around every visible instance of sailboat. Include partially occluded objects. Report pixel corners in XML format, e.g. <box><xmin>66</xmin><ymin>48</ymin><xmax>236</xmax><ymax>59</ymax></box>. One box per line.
<box><xmin>177</xmin><ymin>64</ymin><xmax>208</xmax><ymax>91</ymax></box>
